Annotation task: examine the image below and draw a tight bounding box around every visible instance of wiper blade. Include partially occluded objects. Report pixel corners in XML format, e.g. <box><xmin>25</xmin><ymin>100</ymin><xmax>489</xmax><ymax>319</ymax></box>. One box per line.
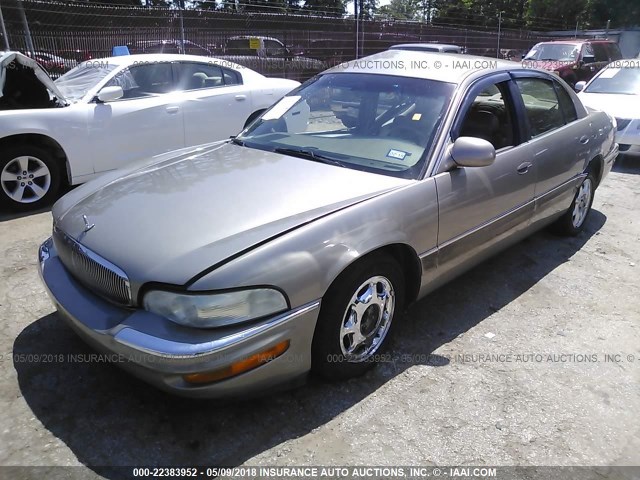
<box><xmin>273</xmin><ymin>147</ymin><xmax>348</xmax><ymax>168</ymax></box>
<box><xmin>230</xmin><ymin>137</ymin><xmax>244</xmax><ymax>146</ymax></box>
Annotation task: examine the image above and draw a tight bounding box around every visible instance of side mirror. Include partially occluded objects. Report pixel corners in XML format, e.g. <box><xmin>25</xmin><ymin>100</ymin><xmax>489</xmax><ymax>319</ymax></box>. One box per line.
<box><xmin>450</xmin><ymin>136</ymin><xmax>496</xmax><ymax>168</ymax></box>
<box><xmin>97</xmin><ymin>86</ymin><xmax>124</xmax><ymax>103</ymax></box>
<box><xmin>582</xmin><ymin>55</ymin><xmax>595</xmax><ymax>64</ymax></box>
<box><xmin>574</xmin><ymin>81</ymin><xmax>586</xmax><ymax>92</ymax></box>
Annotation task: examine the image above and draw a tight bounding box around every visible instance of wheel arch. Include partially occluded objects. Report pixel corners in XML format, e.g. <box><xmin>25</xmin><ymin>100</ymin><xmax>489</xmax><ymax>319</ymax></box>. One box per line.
<box><xmin>0</xmin><ymin>133</ymin><xmax>70</xmax><ymax>184</ymax></box>
<box><xmin>329</xmin><ymin>243</ymin><xmax>423</xmax><ymax>307</ymax></box>
<box><xmin>587</xmin><ymin>154</ymin><xmax>604</xmax><ymax>187</ymax></box>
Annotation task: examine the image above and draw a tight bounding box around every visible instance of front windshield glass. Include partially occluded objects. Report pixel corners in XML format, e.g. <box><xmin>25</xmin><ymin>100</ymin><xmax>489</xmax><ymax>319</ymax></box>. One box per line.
<box><xmin>237</xmin><ymin>73</ymin><xmax>455</xmax><ymax>179</ymax></box>
<box><xmin>524</xmin><ymin>43</ymin><xmax>580</xmax><ymax>61</ymax></box>
<box><xmin>54</xmin><ymin>61</ymin><xmax>119</xmax><ymax>102</ymax></box>
<box><xmin>584</xmin><ymin>65</ymin><xmax>640</xmax><ymax>95</ymax></box>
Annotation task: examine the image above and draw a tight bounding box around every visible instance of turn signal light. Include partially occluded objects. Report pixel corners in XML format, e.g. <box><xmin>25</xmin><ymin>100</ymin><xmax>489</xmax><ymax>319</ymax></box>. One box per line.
<box><xmin>183</xmin><ymin>340</ymin><xmax>290</xmax><ymax>385</ymax></box>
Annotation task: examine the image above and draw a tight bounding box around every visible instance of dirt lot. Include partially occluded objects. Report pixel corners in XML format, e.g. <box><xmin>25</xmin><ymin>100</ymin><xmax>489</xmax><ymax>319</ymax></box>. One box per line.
<box><xmin>0</xmin><ymin>157</ymin><xmax>638</xmax><ymax>479</ymax></box>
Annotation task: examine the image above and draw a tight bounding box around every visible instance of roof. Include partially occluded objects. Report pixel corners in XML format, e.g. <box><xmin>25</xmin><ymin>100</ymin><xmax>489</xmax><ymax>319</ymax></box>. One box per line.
<box><xmin>533</xmin><ymin>39</ymin><xmax>617</xmax><ymax>45</ymax></box>
<box><xmin>83</xmin><ymin>53</ymin><xmax>249</xmax><ymax>73</ymax></box>
<box><xmin>324</xmin><ymin>50</ymin><xmax>517</xmax><ymax>84</ymax></box>
<box><xmin>390</xmin><ymin>43</ymin><xmax>462</xmax><ymax>50</ymax></box>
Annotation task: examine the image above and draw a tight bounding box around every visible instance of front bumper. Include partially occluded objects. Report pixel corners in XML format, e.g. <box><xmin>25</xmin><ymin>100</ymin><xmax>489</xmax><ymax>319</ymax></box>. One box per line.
<box><xmin>38</xmin><ymin>238</ymin><xmax>320</xmax><ymax>398</ymax></box>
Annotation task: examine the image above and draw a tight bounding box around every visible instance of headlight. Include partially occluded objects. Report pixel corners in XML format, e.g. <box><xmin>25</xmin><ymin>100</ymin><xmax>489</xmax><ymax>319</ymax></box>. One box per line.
<box><xmin>143</xmin><ymin>288</ymin><xmax>288</xmax><ymax>328</ymax></box>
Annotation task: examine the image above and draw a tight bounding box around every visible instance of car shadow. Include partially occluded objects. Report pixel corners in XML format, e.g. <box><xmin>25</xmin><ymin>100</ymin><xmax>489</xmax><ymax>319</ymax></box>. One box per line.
<box><xmin>0</xmin><ymin>205</ymin><xmax>52</xmax><ymax>222</ymax></box>
<box><xmin>0</xmin><ymin>184</ymin><xmax>75</xmax><ymax>222</ymax></box>
<box><xmin>613</xmin><ymin>154</ymin><xmax>640</xmax><ymax>175</ymax></box>
<box><xmin>13</xmin><ymin>211</ymin><xmax>606</xmax><ymax>478</ymax></box>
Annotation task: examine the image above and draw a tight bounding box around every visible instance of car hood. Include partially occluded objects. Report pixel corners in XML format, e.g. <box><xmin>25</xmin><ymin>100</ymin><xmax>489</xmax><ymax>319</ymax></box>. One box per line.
<box><xmin>578</xmin><ymin>92</ymin><xmax>640</xmax><ymax>120</ymax></box>
<box><xmin>0</xmin><ymin>51</ymin><xmax>67</xmax><ymax>103</ymax></box>
<box><xmin>54</xmin><ymin>142</ymin><xmax>412</xmax><ymax>288</ymax></box>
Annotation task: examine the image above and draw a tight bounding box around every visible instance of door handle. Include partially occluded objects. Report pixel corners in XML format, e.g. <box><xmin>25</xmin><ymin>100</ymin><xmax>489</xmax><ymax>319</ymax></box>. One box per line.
<box><xmin>166</xmin><ymin>106</ymin><xmax>180</xmax><ymax>114</ymax></box>
<box><xmin>234</xmin><ymin>95</ymin><xmax>247</xmax><ymax>101</ymax></box>
<box><xmin>579</xmin><ymin>135</ymin><xmax>590</xmax><ymax>144</ymax></box>
<box><xmin>516</xmin><ymin>162</ymin><xmax>532</xmax><ymax>174</ymax></box>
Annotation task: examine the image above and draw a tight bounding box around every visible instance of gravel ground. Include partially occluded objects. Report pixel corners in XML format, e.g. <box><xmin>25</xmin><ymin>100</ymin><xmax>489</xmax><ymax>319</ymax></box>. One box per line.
<box><xmin>0</xmin><ymin>157</ymin><xmax>638</xmax><ymax>480</ymax></box>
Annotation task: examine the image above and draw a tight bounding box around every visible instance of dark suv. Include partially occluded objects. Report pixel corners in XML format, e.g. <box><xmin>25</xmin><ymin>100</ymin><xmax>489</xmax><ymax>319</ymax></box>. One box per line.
<box><xmin>523</xmin><ymin>40</ymin><xmax>622</xmax><ymax>88</ymax></box>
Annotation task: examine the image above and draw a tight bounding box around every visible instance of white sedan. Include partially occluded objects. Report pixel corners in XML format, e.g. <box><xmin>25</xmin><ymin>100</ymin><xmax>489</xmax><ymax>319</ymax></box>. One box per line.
<box><xmin>0</xmin><ymin>52</ymin><xmax>299</xmax><ymax>210</ymax></box>
<box><xmin>576</xmin><ymin>60</ymin><xmax>640</xmax><ymax>155</ymax></box>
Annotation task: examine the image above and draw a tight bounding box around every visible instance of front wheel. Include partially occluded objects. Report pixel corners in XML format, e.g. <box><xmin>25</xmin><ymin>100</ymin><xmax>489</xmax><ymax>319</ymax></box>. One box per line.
<box><xmin>311</xmin><ymin>254</ymin><xmax>405</xmax><ymax>380</ymax></box>
<box><xmin>552</xmin><ymin>173</ymin><xmax>595</xmax><ymax>236</ymax></box>
<box><xmin>0</xmin><ymin>146</ymin><xmax>62</xmax><ymax>212</ymax></box>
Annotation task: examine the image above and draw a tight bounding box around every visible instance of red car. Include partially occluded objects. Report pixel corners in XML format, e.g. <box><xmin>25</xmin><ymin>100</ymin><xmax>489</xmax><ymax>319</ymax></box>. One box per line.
<box><xmin>523</xmin><ymin>39</ymin><xmax>622</xmax><ymax>88</ymax></box>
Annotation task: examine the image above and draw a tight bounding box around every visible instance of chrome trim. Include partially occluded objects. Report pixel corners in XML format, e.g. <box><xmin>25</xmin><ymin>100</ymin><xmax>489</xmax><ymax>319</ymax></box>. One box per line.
<box><xmin>53</xmin><ymin>227</ymin><xmax>133</xmax><ymax>306</ymax></box>
<box><xmin>39</xmin><ymin>237</ymin><xmax>52</xmax><ymax>269</ymax></box>
<box><xmin>113</xmin><ymin>300</ymin><xmax>321</xmax><ymax>358</ymax></box>
<box><xmin>604</xmin><ymin>143</ymin><xmax>619</xmax><ymax>164</ymax></box>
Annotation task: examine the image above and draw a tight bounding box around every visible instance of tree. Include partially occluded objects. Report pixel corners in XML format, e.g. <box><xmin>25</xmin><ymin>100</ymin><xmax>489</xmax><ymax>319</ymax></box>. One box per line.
<box><xmin>303</xmin><ymin>0</ymin><xmax>345</xmax><ymax>16</ymax></box>
<box><xmin>378</xmin><ymin>0</ymin><xmax>420</xmax><ymax>20</ymax></box>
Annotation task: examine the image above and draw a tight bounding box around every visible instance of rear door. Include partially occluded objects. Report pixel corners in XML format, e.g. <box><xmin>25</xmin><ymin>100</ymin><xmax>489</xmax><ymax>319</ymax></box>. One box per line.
<box><xmin>435</xmin><ymin>73</ymin><xmax>536</xmax><ymax>273</ymax></box>
<box><xmin>173</xmin><ymin>61</ymin><xmax>253</xmax><ymax>147</ymax></box>
<box><xmin>511</xmin><ymin>72</ymin><xmax>592</xmax><ymax>223</ymax></box>
<box><xmin>88</xmin><ymin>62</ymin><xmax>185</xmax><ymax>174</ymax></box>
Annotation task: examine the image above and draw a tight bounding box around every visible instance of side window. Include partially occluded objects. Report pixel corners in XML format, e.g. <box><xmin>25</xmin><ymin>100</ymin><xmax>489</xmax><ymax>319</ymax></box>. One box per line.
<box><xmin>592</xmin><ymin>43</ymin><xmax>609</xmax><ymax>62</ymax></box>
<box><xmin>606</xmin><ymin>43</ymin><xmax>622</xmax><ymax>61</ymax></box>
<box><xmin>222</xmin><ymin>68</ymin><xmax>242</xmax><ymax>85</ymax></box>
<box><xmin>176</xmin><ymin>62</ymin><xmax>223</xmax><ymax>91</ymax></box>
<box><xmin>458</xmin><ymin>82</ymin><xmax>516</xmax><ymax>150</ymax></box>
<box><xmin>515</xmin><ymin>77</ymin><xmax>565</xmax><ymax>137</ymax></box>
<box><xmin>264</xmin><ymin>40</ymin><xmax>286</xmax><ymax>57</ymax></box>
<box><xmin>582</xmin><ymin>43</ymin><xmax>595</xmax><ymax>63</ymax></box>
<box><xmin>553</xmin><ymin>82</ymin><xmax>578</xmax><ymax>123</ymax></box>
<box><xmin>105</xmin><ymin>63</ymin><xmax>174</xmax><ymax>99</ymax></box>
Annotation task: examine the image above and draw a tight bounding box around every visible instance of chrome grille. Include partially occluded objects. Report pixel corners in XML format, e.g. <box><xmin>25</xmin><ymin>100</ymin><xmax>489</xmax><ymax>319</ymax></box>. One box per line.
<box><xmin>53</xmin><ymin>228</ymin><xmax>132</xmax><ymax>306</ymax></box>
<box><xmin>615</xmin><ymin>118</ymin><xmax>631</xmax><ymax>131</ymax></box>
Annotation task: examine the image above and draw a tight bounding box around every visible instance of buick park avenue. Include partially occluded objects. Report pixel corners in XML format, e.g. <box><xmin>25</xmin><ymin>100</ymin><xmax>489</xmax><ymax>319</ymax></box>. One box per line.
<box><xmin>39</xmin><ymin>50</ymin><xmax>618</xmax><ymax>397</ymax></box>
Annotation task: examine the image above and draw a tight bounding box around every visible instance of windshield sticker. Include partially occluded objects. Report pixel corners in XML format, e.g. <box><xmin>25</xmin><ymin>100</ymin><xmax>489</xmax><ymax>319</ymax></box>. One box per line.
<box><xmin>262</xmin><ymin>96</ymin><xmax>302</xmax><ymax>120</ymax></box>
<box><xmin>387</xmin><ymin>149</ymin><xmax>408</xmax><ymax>160</ymax></box>
<box><xmin>412</xmin><ymin>113</ymin><xmax>422</xmax><ymax>121</ymax></box>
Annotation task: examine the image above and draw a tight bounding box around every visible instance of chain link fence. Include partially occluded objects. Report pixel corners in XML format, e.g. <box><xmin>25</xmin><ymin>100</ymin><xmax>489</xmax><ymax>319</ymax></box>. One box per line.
<box><xmin>0</xmin><ymin>0</ymin><xmax>548</xmax><ymax>80</ymax></box>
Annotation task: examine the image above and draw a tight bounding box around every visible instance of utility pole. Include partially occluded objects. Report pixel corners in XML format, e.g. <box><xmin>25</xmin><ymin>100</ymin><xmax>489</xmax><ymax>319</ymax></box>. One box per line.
<box><xmin>354</xmin><ymin>0</ymin><xmax>359</xmax><ymax>59</ymax></box>
<box><xmin>178</xmin><ymin>0</ymin><xmax>186</xmax><ymax>54</ymax></box>
<box><xmin>496</xmin><ymin>10</ymin><xmax>503</xmax><ymax>58</ymax></box>
<box><xmin>0</xmin><ymin>3</ymin><xmax>10</xmax><ymax>51</ymax></box>
<box><xmin>17</xmin><ymin>0</ymin><xmax>35</xmax><ymax>56</ymax></box>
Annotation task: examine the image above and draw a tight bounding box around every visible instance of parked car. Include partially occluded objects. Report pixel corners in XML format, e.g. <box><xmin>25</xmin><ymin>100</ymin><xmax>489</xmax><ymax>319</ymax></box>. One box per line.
<box><xmin>389</xmin><ymin>43</ymin><xmax>463</xmax><ymax>53</ymax></box>
<box><xmin>576</xmin><ymin>60</ymin><xmax>640</xmax><ymax>154</ymax></box>
<box><xmin>217</xmin><ymin>36</ymin><xmax>325</xmax><ymax>82</ymax></box>
<box><xmin>302</xmin><ymin>38</ymin><xmax>353</xmax><ymax>66</ymax></box>
<box><xmin>128</xmin><ymin>40</ymin><xmax>212</xmax><ymax>56</ymax></box>
<box><xmin>523</xmin><ymin>39</ymin><xmax>622</xmax><ymax>88</ymax></box>
<box><xmin>0</xmin><ymin>52</ymin><xmax>298</xmax><ymax>211</ymax></box>
<box><xmin>24</xmin><ymin>51</ymin><xmax>77</xmax><ymax>78</ymax></box>
<box><xmin>38</xmin><ymin>50</ymin><xmax>618</xmax><ymax>398</ymax></box>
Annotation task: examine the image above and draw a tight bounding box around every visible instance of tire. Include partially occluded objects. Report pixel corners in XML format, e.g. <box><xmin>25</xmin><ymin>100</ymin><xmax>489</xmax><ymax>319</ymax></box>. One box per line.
<box><xmin>0</xmin><ymin>145</ymin><xmax>62</xmax><ymax>212</ymax></box>
<box><xmin>552</xmin><ymin>172</ymin><xmax>596</xmax><ymax>236</ymax></box>
<box><xmin>311</xmin><ymin>254</ymin><xmax>405</xmax><ymax>380</ymax></box>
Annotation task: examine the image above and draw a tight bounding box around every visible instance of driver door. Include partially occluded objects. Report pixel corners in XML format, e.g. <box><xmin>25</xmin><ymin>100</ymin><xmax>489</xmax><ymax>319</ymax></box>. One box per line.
<box><xmin>434</xmin><ymin>73</ymin><xmax>536</xmax><ymax>276</ymax></box>
<box><xmin>87</xmin><ymin>62</ymin><xmax>185</xmax><ymax>174</ymax></box>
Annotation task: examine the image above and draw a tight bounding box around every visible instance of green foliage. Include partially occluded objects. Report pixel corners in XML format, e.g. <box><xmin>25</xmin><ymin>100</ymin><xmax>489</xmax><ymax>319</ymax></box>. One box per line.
<box><xmin>431</xmin><ymin>0</ymin><xmax>640</xmax><ymax>29</ymax></box>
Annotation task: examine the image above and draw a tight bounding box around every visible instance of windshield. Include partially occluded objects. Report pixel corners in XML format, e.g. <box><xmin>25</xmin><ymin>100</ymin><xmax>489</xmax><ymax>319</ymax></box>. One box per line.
<box><xmin>54</xmin><ymin>61</ymin><xmax>119</xmax><ymax>102</ymax></box>
<box><xmin>524</xmin><ymin>43</ymin><xmax>580</xmax><ymax>62</ymax></box>
<box><xmin>584</xmin><ymin>65</ymin><xmax>640</xmax><ymax>95</ymax></box>
<box><xmin>237</xmin><ymin>73</ymin><xmax>455</xmax><ymax>179</ymax></box>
